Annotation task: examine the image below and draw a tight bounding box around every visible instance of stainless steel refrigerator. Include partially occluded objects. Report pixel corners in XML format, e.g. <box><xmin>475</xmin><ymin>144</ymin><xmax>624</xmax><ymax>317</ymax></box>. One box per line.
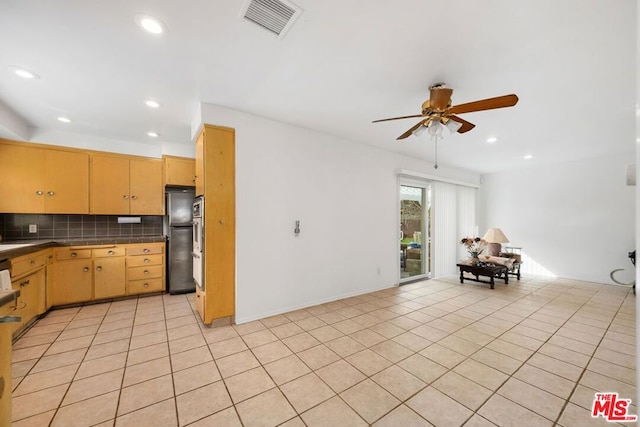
<box><xmin>165</xmin><ymin>187</ymin><xmax>195</xmax><ymax>294</ymax></box>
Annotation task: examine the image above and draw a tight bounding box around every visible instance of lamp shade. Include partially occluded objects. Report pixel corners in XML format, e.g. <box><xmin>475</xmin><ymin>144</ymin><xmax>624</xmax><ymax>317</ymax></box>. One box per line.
<box><xmin>482</xmin><ymin>228</ymin><xmax>509</xmax><ymax>243</ymax></box>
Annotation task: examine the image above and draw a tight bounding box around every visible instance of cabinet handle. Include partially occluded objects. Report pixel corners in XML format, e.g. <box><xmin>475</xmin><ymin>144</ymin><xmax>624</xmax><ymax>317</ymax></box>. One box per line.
<box><xmin>71</xmin><ymin>252</ymin><xmax>77</xmax><ymax>257</ymax></box>
<box><xmin>96</xmin><ymin>266</ymin><xmax>102</xmax><ymax>271</ymax></box>
<box><xmin>143</xmin><ymin>249</ymin><xmax>150</xmax><ymax>254</ymax></box>
<box><xmin>30</xmin><ymin>259</ymin><xmax>35</xmax><ymax>264</ymax></box>
<box><xmin>47</xmin><ymin>191</ymin><xmax>55</xmax><ymax>196</ymax></box>
<box><xmin>143</xmin><ymin>283</ymin><xmax>149</xmax><ymax>288</ymax></box>
<box><xmin>35</xmin><ymin>190</ymin><xmax>43</xmax><ymax>196</ymax></box>
<box><xmin>143</xmin><ymin>270</ymin><xmax>149</xmax><ymax>275</ymax></box>
<box><xmin>131</xmin><ymin>195</ymin><xmax>138</xmax><ymax>200</ymax></box>
<box><xmin>83</xmin><ymin>267</ymin><xmax>89</xmax><ymax>272</ymax></box>
<box><xmin>123</xmin><ymin>195</ymin><xmax>129</xmax><ymax>200</ymax></box>
<box><xmin>144</xmin><ymin>258</ymin><xmax>150</xmax><ymax>263</ymax></box>
<box><xmin>108</xmin><ymin>250</ymin><xmax>114</xmax><ymax>255</ymax></box>
<box><xmin>20</xmin><ymin>279</ymin><xmax>30</xmax><ymax>287</ymax></box>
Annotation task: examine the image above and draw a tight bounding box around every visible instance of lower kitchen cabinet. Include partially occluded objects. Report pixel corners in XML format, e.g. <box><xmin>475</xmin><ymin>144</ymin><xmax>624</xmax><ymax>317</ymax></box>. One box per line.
<box><xmin>48</xmin><ymin>259</ymin><xmax>93</xmax><ymax>305</ymax></box>
<box><xmin>93</xmin><ymin>246</ymin><xmax>126</xmax><ymax>299</ymax></box>
<box><xmin>0</xmin><ymin>318</ymin><xmax>16</xmax><ymax>425</ymax></box>
<box><xmin>126</xmin><ymin>243</ymin><xmax>165</xmax><ymax>295</ymax></box>
<box><xmin>8</xmin><ymin>249</ymin><xmax>50</xmax><ymax>333</ymax></box>
<box><xmin>94</xmin><ymin>257</ymin><xmax>126</xmax><ymax>299</ymax></box>
<box><xmin>47</xmin><ymin>242</ymin><xmax>166</xmax><ymax>306</ymax></box>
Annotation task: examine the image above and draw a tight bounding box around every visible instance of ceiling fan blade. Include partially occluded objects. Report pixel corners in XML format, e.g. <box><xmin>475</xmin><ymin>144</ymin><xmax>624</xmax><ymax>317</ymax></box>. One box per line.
<box><xmin>448</xmin><ymin>94</ymin><xmax>519</xmax><ymax>115</ymax></box>
<box><xmin>372</xmin><ymin>114</ymin><xmax>425</xmax><ymax>123</ymax></box>
<box><xmin>429</xmin><ymin>87</ymin><xmax>453</xmax><ymax>112</ymax></box>
<box><xmin>448</xmin><ymin>115</ymin><xmax>476</xmax><ymax>133</ymax></box>
<box><xmin>397</xmin><ymin>121</ymin><xmax>425</xmax><ymax>140</ymax></box>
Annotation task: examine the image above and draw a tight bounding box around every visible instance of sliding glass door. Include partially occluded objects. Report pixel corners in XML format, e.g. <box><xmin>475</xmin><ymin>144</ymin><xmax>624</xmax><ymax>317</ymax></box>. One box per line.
<box><xmin>399</xmin><ymin>180</ymin><xmax>431</xmax><ymax>283</ymax></box>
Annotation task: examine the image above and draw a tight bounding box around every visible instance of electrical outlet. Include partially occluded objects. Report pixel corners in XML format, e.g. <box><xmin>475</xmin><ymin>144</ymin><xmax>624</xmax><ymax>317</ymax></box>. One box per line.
<box><xmin>28</xmin><ymin>224</ymin><xmax>37</xmax><ymax>233</ymax></box>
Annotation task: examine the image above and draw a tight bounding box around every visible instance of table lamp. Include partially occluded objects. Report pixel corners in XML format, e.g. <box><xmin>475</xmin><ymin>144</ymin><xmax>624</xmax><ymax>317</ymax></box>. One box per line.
<box><xmin>482</xmin><ymin>228</ymin><xmax>509</xmax><ymax>257</ymax></box>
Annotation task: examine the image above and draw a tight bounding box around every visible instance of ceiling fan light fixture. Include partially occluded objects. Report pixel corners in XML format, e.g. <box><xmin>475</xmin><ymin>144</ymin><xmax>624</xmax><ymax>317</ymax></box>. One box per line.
<box><xmin>412</xmin><ymin>125</ymin><xmax>426</xmax><ymax>137</ymax></box>
<box><xmin>427</xmin><ymin>119</ymin><xmax>443</xmax><ymax>136</ymax></box>
<box><xmin>446</xmin><ymin>120</ymin><xmax>462</xmax><ymax>134</ymax></box>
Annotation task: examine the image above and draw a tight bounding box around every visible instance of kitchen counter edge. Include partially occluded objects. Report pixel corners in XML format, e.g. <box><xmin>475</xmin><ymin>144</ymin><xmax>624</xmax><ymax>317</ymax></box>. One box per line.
<box><xmin>0</xmin><ymin>237</ymin><xmax>166</xmax><ymax>259</ymax></box>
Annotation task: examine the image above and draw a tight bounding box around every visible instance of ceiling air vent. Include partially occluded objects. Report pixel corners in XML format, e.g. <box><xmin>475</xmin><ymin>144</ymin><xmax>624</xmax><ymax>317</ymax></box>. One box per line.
<box><xmin>240</xmin><ymin>0</ymin><xmax>301</xmax><ymax>39</ymax></box>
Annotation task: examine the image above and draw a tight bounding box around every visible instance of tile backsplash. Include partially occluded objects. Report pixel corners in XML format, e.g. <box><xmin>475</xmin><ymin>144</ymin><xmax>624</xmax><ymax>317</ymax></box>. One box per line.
<box><xmin>0</xmin><ymin>214</ymin><xmax>163</xmax><ymax>241</ymax></box>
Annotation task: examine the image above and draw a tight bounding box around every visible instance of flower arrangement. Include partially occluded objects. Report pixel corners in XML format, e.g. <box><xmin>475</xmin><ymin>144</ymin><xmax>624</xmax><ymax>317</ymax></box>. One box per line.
<box><xmin>460</xmin><ymin>237</ymin><xmax>486</xmax><ymax>258</ymax></box>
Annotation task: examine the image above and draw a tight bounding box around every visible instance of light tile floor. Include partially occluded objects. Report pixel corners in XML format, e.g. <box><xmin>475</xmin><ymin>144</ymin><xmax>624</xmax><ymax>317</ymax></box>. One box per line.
<box><xmin>9</xmin><ymin>275</ymin><xmax>637</xmax><ymax>426</ymax></box>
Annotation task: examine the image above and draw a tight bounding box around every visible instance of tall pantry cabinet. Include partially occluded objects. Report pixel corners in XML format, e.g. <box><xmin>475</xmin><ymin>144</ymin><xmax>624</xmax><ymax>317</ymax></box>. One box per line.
<box><xmin>195</xmin><ymin>124</ymin><xmax>235</xmax><ymax>325</ymax></box>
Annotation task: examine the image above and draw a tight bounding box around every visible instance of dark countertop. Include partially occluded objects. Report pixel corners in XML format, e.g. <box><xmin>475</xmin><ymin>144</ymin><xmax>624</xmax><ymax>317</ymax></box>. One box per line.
<box><xmin>0</xmin><ymin>289</ymin><xmax>20</xmax><ymax>310</ymax></box>
<box><xmin>0</xmin><ymin>236</ymin><xmax>166</xmax><ymax>260</ymax></box>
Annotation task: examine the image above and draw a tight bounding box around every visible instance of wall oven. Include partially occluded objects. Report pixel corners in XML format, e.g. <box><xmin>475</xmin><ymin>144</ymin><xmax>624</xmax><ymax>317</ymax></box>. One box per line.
<box><xmin>192</xmin><ymin>197</ymin><xmax>204</xmax><ymax>290</ymax></box>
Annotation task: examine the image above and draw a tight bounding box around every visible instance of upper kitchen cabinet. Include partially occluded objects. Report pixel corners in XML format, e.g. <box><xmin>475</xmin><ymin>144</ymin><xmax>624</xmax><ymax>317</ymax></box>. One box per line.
<box><xmin>164</xmin><ymin>155</ymin><xmax>196</xmax><ymax>187</ymax></box>
<box><xmin>45</xmin><ymin>150</ymin><xmax>90</xmax><ymax>213</ymax></box>
<box><xmin>90</xmin><ymin>154</ymin><xmax>163</xmax><ymax>215</ymax></box>
<box><xmin>0</xmin><ymin>142</ymin><xmax>89</xmax><ymax>214</ymax></box>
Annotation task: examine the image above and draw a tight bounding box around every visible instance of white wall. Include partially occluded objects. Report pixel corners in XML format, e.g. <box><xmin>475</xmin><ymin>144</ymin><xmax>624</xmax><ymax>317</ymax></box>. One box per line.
<box><xmin>199</xmin><ymin>103</ymin><xmax>480</xmax><ymax>323</ymax></box>
<box><xmin>478</xmin><ymin>153</ymin><xmax>635</xmax><ymax>284</ymax></box>
<box><xmin>28</xmin><ymin>129</ymin><xmax>195</xmax><ymax>158</ymax></box>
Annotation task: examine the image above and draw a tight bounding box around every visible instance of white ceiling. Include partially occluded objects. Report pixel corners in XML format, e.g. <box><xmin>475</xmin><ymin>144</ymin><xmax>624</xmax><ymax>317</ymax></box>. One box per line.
<box><xmin>0</xmin><ymin>0</ymin><xmax>635</xmax><ymax>174</ymax></box>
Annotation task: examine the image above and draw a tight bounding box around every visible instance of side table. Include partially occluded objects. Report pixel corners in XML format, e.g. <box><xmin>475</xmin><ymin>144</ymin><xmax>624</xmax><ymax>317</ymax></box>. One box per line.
<box><xmin>456</xmin><ymin>263</ymin><xmax>509</xmax><ymax>289</ymax></box>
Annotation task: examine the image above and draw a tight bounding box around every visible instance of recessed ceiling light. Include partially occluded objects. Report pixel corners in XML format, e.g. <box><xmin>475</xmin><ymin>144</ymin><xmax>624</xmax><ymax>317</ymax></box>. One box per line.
<box><xmin>145</xmin><ymin>100</ymin><xmax>160</xmax><ymax>108</ymax></box>
<box><xmin>523</xmin><ymin>154</ymin><xmax>533</xmax><ymax>160</ymax></box>
<box><xmin>134</xmin><ymin>14</ymin><xmax>166</xmax><ymax>34</ymax></box>
<box><xmin>57</xmin><ymin>117</ymin><xmax>71</xmax><ymax>123</ymax></box>
<box><xmin>147</xmin><ymin>131</ymin><xmax>159</xmax><ymax>138</ymax></box>
<box><xmin>9</xmin><ymin>66</ymin><xmax>40</xmax><ymax>79</ymax></box>
<box><xmin>486</xmin><ymin>137</ymin><xmax>498</xmax><ymax>144</ymax></box>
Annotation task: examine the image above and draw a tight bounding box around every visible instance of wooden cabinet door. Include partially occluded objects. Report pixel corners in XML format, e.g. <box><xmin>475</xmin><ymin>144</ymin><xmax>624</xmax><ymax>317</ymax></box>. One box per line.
<box><xmin>195</xmin><ymin>130</ymin><xmax>204</xmax><ymax>196</ymax></box>
<box><xmin>94</xmin><ymin>257</ymin><xmax>125</xmax><ymax>299</ymax></box>
<box><xmin>11</xmin><ymin>269</ymin><xmax>43</xmax><ymax>331</ymax></box>
<box><xmin>0</xmin><ymin>321</ymin><xmax>15</xmax><ymax>425</ymax></box>
<box><xmin>203</xmin><ymin>125</ymin><xmax>235</xmax><ymax>320</ymax></box>
<box><xmin>0</xmin><ymin>144</ymin><xmax>45</xmax><ymax>213</ymax></box>
<box><xmin>130</xmin><ymin>159</ymin><xmax>163</xmax><ymax>214</ymax></box>
<box><xmin>49</xmin><ymin>260</ymin><xmax>93</xmax><ymax>305</ymax></box>
<box><xmin>90</xmin><ymin>155</ymin><xmax>130</xmax><ymax>214</ymax></box>
<box><xmin>44</xmin><ymin>150</ymin><xmax>89</xmax><ymax>213</ymax></box>
<box><xmin>164</xmin><ymin>156</ymin><xmax>195</xmax><ymax>187</ymax></box>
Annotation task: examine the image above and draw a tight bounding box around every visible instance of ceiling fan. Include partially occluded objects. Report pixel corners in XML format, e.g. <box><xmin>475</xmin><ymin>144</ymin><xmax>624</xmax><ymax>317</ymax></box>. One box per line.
<box><xmin>373</xmin><ymin>83</ymin><xmax>519</xmax><ymax>140</ymax></box>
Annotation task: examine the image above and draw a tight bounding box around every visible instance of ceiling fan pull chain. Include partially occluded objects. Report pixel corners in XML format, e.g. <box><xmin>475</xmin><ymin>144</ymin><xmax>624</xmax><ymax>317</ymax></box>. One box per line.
<box><xmin>434</xmin><ymin>137</ymin><xmax>439</xmax><ymax>169</ymax></box>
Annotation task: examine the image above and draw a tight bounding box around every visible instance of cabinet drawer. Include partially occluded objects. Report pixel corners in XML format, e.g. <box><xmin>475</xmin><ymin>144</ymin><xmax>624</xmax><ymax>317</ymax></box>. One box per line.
<box><xmin>128</xmin><ymin>278</ymin><xmax>164</xmax><ymax>294</ymax></box>
<box><xmin>93</xmin><ymin>247</ymin><xmax>125</xmax><ymax>258</ymax></box>
<box><xmin>55</xmin><ymin>248</ymin><xmax>92</xmax><ymax>260</ymax></box>
<box><xmin>127</xmin><ymin>245</ymin><xmax>164</xmax><ymax>256</ymax></box>
<box><xmin>11</xmin><ymin>251</ymin><xmax>50</xmax><ymax>278</ymax></box>
<box><xmin>127</xmin><ymin>254</ymin><xmax>163</xmax><ymax>267</ymax></box>
<box><xmin>128</xmin><ymin>265</ymin><xmax>163</xmax><ymax>281</ymax></box>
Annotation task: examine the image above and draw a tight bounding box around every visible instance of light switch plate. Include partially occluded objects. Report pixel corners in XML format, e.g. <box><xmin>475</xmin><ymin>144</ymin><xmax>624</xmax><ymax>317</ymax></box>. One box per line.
<box><xmin>28</xmin><ymin>224</ymin><xmax>37</xmax><ymax>233</ymax></box>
